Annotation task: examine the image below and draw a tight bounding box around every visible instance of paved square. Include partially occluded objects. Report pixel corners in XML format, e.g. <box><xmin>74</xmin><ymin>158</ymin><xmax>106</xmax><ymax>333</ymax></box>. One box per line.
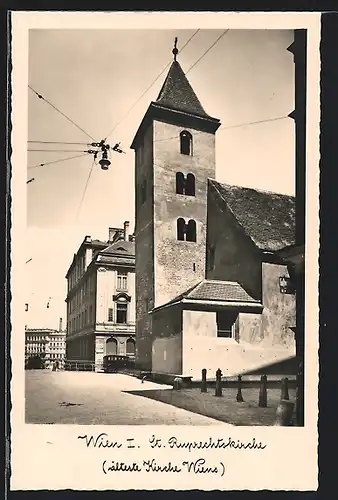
<box><xmin>25</xmin><ymin>370</ymin><xmax>232</xmax><ymax>425</ymax></box>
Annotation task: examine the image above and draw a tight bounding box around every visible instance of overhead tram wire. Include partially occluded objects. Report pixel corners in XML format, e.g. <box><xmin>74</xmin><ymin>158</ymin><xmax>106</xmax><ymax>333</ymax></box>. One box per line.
<box><xmin>28</xmin><ymin>140</ymin><xmax>91</xmax><ymax>146</ymax></box>
<box><xmin>28</xmin><ymin>85</ymin><xmax>96</xmax><ymax>142</ymax></box>
<box><xmin>185</xmin><ymin>29</ymin><xmax>230</xmax><ymax>76</ymax></box>
<box><xmin>103</xmin><ymin>29</ymin><xmax>201</xmax><ymax>143</ymax></box>
<box><xmin>28</xmin><ymin>149</ymin><xmax>91</xmax><ymax>153</ymax></box>
<box><xmin>75</xmin><ymin>157</ymin><xmax>96</xmax><ymax>222</ymax></box>
<box><xmin>154</xmin><ymin>115</ymin><xmax>289</xmax><ymax>144</ymax></box>
<box><xmin>28</xmin><ymin>152</ymin><xmax>89</xmax><ymax>170</ymax></box>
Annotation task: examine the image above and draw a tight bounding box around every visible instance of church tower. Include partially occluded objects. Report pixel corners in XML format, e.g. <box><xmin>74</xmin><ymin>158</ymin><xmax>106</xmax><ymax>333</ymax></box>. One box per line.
<box><xmin>131</xmin><ymin>40</ymin><xmax>221</xmax><ymax>370</ymax></box>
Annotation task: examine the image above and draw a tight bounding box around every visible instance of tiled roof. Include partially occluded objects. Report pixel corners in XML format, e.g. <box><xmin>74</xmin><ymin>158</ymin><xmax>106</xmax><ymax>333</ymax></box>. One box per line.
<box><xmin>156</xmin><ymin>61</ymin><xmax>212</xmax><ymax>118</ymax></box>
<box><xmin>187</xmin><ymin>280</ymin><xmax>260</xmax><ymax>303</ymax></box>
<box><xmin>162</xmin><ymin>280</ymin><xmax>260</xmax><ymax>307</ymax></box>
<box><xmin>99</xmin><ymin>240</ymin><xmax>135</xmax><ymax>256</ymax></box>
<box><xmin>210</xmin><ymin>179</ymin><xmax>296</xmax><ymax>252</ymax></box>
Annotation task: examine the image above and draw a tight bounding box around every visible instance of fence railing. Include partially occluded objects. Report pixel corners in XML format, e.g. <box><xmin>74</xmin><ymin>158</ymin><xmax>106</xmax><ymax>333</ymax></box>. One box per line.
<box><xmin>64</xmin><ymin>360</ymin><xmax>97</xmax><ymax>371</ymax></box>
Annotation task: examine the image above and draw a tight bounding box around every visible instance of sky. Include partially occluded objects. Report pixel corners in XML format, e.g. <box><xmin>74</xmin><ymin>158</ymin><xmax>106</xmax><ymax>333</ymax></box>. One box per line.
<box><xmin>25</xmin><ymin>28</ymin><xmax>295</xmax><ymax>328</ymax></box>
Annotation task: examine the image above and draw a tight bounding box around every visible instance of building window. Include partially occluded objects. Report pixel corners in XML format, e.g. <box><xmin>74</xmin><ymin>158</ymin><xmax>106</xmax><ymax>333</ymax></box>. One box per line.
<box><xmin>116</xmin><ymin>300</ymin><xmax>128</xmax><ymax>324</ymax></box>
<box><xmin>176</xmin><ymin>172</ymin><xmax>185</xmax><ymax>195</ymax></box>
<box><xmin>175</xmin><ymin>172</ymin><xmax>195</xmax><ymax>196</ymax></box>
<box><xmin>217</xmin><ymin>311</ymin><xmax>238</xmax><ymax>338</ymax></box>
<box><xmin>177</xmin><ymin>218</ymin><xmax>186</xmax><ymax>241</ymax></box>
<box><xmin>185</xmin><ymin>173</ymin><xmax>195</xmax><ymax>196</ymax></box>
<box><xmin>177</xmin><ymin>218</ymin><xmax>197</xmax><ymax>242</ymax></box>
<box><xmin>106</xmin><ymin>337</ymin><xmax>118</xmax><ymax>356</ymax></box>
<box><xmin>180</xmin><ymin>130</ymin><xmax>193</xmax><ymax>156</ymax></box>
<box><xmin>186</xmin><ymin>219</ymin><xmax>196</xmax><ymax>242</ymax></box>
<box><xmin>108</xmin><ymin>308</ymin><xmax>114</xmax><ymax>322</ymax></box>
<box><xmin>117</xmin><ymin>272</ymin><xmax>128</xmax><ymax>290</ymax></box>
<box><xmin>126</xmin><ymin>338</ymin><xmax>136</xmax><ymax>356</ymax></box>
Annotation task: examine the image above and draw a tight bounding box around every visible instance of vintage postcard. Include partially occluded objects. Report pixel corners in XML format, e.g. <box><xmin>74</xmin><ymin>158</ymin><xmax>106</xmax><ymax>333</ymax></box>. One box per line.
<box><xmin>10</xmin><ymin>11</ymin><xmax>320</xmax><ymax>491</ymax></box>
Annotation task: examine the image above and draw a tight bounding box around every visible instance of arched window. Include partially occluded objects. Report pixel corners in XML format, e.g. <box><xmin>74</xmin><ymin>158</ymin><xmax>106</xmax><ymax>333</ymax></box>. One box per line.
<box><xmin>185</xmin><ymin>173</ymin><xmax>195</xmax><ymax>196</ymax></box>
<box><xmin>126</xmin><ymin>338</ymin><xmax>136</xmax><ymax>356</ymax></box>
<box><xmin>177</xmin><ymin>218</ymin><xmax>186</xmax><ymax>241</ymax></box>
<box><xmin>106</xmin><ymin>337</ymin><xmax>118</xmax><ymax>356</ymax></box>
<box><xmin>186</xmin><ymin>219</ymin><xmax>197</xmax><ymax>242</ymax></box>
<box><xmin>176</xmin><ymin>172</ymin><xmax>185</xmax><ymax>194</ymax></box>
<box><xmin>180</xmin><ymin>131</ymin><xmax>193</xmax><ymax>156</ymax></box>
<box><xmin>115</xmin><ymin>297</ymin><xmax>128</xmax><ymax>324</ymax></box>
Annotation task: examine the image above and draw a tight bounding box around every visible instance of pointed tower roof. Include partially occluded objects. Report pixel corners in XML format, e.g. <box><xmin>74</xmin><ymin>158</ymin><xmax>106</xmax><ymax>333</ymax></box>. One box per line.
<box><xmin>131</xmin><ymin>39</ymin><xmax>220</xmax><ymax>150</ymax></box>
<box><xmin>155</xmin><ymin>60</ymin><xmax>211</xmax><ymax>119</ymax></box>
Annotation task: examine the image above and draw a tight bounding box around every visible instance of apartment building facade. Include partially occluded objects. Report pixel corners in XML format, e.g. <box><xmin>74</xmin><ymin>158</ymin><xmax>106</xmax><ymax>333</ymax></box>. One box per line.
<box><xmin>65</xmin><ymin>222</ymin><xmax>136</xmax><ymax>370</ymax></box>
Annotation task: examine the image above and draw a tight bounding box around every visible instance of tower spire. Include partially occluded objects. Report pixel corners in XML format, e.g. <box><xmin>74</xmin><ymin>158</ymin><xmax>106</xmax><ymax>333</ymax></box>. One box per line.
<box><xmin>172</xmin><ymin>37</ymin><xmax>178</xmax><ymax>61</ymax></box>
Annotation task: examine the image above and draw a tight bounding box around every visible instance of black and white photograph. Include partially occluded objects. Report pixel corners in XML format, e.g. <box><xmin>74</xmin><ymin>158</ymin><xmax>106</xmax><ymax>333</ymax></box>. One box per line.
<box><xmin>10</xmin><ymin>11</ymin><xmax>320</xmax><ymax>491</ymax></box>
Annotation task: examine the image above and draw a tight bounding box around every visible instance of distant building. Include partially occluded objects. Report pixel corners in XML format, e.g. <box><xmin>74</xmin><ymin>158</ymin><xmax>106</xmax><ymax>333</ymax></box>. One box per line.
<box><xmin>25</xmin><ymin>319</ymin><xmax>66</xmax><ymax>369</ymax></box>
<box><xmin>65</xmin><ymin>222</ymin><xmax>136</xmax><ymax>370</ymax></box>
<box><xmin>48</xmin><ymin>320</ymin><xmax>67</xmax><ymax>369</ymax></box>
<box><xmin>130</xmin><ymin>48</ymin><xmax>297</xmax><ymax>378</ymax></box>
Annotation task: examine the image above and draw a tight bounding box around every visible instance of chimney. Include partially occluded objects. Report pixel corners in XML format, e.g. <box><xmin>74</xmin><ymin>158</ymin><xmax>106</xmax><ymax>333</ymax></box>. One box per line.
<box><xmin>124</xmin><ymin>221</ymin><xmax>130</xmax><ymax>241</ymax></box>
<box><xmin>109</xmin><ymin>227</ymin><xmax>124</xmax><ymax>243</ymax></box>
<box><xmin>59</xmin><ymin>317</ymin><xmax>63</xmax><ymax>331</ymax></box>
<box><xmin>108</xmin><ymin>228</ymin><xmax>117</xmax><ymax>243</ymax></box>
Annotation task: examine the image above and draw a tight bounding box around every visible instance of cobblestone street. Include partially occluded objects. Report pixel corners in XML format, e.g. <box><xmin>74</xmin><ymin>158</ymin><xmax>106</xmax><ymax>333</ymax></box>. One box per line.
<box><xmin>25</xmin><ymin>370</ymin><xmax>231</xmax><ymax>425</ymax></box>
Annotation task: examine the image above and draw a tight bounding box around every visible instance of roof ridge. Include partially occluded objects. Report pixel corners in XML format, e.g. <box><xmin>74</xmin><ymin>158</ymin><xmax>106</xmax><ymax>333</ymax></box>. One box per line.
<box><xmin>210</xmin><ymin>178</ymin><xmax>295</xmax><ymax>198</ymax></box>
<box><xmin>205</xmin><ymin>279</ymin><xmax>241</xmax><ymax>286</ymax></box>
<box><xmin>186</xmin><ymin>280</ymin><xmax>205</xmax><ymax>296</ymax></box>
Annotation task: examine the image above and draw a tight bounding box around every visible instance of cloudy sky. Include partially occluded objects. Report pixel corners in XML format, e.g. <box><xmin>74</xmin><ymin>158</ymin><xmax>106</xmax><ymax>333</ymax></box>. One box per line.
<box><xmin>25</xmin><ymin>28</ymin><xmax>295</xmax><ymax>328</ymax></box>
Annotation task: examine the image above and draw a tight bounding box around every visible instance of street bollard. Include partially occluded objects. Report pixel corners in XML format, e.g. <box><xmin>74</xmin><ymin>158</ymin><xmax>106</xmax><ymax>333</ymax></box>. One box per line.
<box><xmin>280</xmin><ymin>377</ymin><xmax>289</xmax><ymax>400</ymax></box>
<box><xmin>173</xmin><ymin>377</ymin><xmax>183</xmax><ymax>391</ymax></box>
<box><xmin>201</xmin><ymin>368</ymin><xmax>207</xmax><ymax>393</ymax></box>
<box><xmin>275</xmin><ymin>400</ymin><xmax>294</xmax><ymax>426</ymax></box>
<box><xmin>236</xmin><ymin>375</ymin><xmax>244</xmax><ymax>402</ymax></box>
<box><xmin>215</xmin><ymin>369</ymin><xmax>222</xmax><ymax>397</ymax></box>
<box><xmin>258</xmin><ymin>375</ymin><xmax>267</xmax><ymax>407</ymax></box>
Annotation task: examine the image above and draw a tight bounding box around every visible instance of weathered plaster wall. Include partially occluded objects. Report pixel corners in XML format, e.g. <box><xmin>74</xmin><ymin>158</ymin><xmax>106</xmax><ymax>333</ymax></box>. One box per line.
<box><xmin>152</xmin><ymin>335</ymin><xmax>182</xmax><ymax>374</ymax></box>
<box><xmin>153</xmin><ymin>121</ymin><xmax>216</xmax><ymax>308</ymax></box>
<box><xmin>183</xmin><ymin>309</ymin><xmax>217</xmax><ymax>338</ymax></box>
<box><xmin>206</xmin><ymin>183</ymin><xmax>262</xmax><ymax>301</ymax></box>
<box><xmin>238</xmin><ymin>312</ymin><xmax>262</xmax><ymax>344</ymax></box>
<box><xmin>151</xmin><ymin>305</ymin><xmax>182</xmax><ymax>374</ymax></box>
<box><xmin>261</xmin><ymin>262</ymin><xmax>296</xmax><ymax>348</ymax></box>
<box><xmin>181</xmin><ymin>308</ymin><xmax>294</xmax><ymax>379</ymax></box>
<box><xmin>135</xmin><ymin>123</ymin><xmax>155</xmax><ymax>370</ymax></box>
